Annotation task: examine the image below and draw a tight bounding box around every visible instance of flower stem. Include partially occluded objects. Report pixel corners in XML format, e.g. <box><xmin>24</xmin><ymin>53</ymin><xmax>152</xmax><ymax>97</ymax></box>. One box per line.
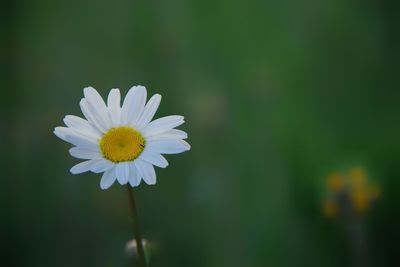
<box><xmin>127</xmin><ymin>186</ymin><xmax>146</xmax><ymax>267</ymax></box>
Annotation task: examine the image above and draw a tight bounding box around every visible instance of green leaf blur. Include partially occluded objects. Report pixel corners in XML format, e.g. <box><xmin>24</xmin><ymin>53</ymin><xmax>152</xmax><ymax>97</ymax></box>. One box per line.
<box><xmin>1</xmin><ymin>0</ymin><xmax>399</xmax><ymax>266</ymax></box>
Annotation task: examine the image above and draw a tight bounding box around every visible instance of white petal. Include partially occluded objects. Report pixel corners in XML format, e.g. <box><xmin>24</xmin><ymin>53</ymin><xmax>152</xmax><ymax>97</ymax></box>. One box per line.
<box><xmin>135</xmin><ymin>159</ymin><xmax>156</xmax><ymax>185</ymax></box>
<box><xmin>121</xmin><ymin>86</ymin><xmax>147</xmax><ymax>126</ymax></box>
<box><xmin>146</xmin><ymin>139</ymin><xmax>191</xmax><ymax>154</ymax></box>
<box><xmin>55</xmin><ymin>126</ymin><xmax>92</xmax><ymax>142</ymax></box>
<box><xmin>146</xmin><ymin>129</ymin><xmax>188</xmax><ymax>141</ymax></box>
<box><xmin>63</xmin><ymin>115</ymin><xmax>101</xmax><ymax>139</ymax></box>
<box><xmin>69</xmin><ymin>147</ymin><xmax>101</xmax><ymax>159</ymax></box>
<box><xmin>107</xmin><ymin>88</ymin><xmax>121</xmax><ymax>126</ymax></box>
<box><xmin>57</xmin><ymin>124</ymin><xmax>99</xmax><ymax>141</ymax></box>
<box><xmin>139</xmin><ymin>148</ymin><xmax>168</xmax><ymax>168</ymax></box>
<box><xmin>66</xmin><ymin>134</ymin><xmax>98</xmax><ymax>150</ymax></box>
<box><xmin>136</xmin><ymin>94</ymin><xmax>161</xmax><ymax>129</ymax></box>
<box><xmin>142</xmin><ymin>115</ymin><xmax>184</xmax><ymax>137</ymax></box>
<box><xmin>116</xmin><ymin>162</ymin><xmax>130</xmax><ymax>185</ymax></box>
<box><xmin>54</xmin><ymin>126</ymin><xmax>75</xmax><ymax>141</ymax></box>
<box><xmin>54</xmin><ymin>126</ymin><xmax>69</xmax><ymax>141</ymax></box>
<box><xmin>54</xmin><ymin>127</ymin><xmax>99</xmax><ymax>150</ymax></box>
<box><xmin>128</xmin><ymin>162</ymin><xmax>141</xmax><ymax>187</ymax></box>
<box><xmin>80</xmin><ymin>99</ymin><xmax>107</xmax><ymax>133</ymax></box>
<box><xmin>100</xmin><ymin>167</ymin><xmax>117</xmax><ymax>190</ymax></box>
<box><xmin>70</xmin><ymin>159</ymin><xmax>102</xmax><ymax>174</ymax></box>
<box><xmin>84</xmin><ymin>87</ymin><xmax>111</xmax><ymax>129</ymax></box>
<box><xmin>89</xmin><ymin>159</ymin><xmax>114</xmax><ymax>173</ymax></box>
<box><xmin>84</xmin><ymin>87</ymin><xmax>107</xmax><ymax>109</ymax></box>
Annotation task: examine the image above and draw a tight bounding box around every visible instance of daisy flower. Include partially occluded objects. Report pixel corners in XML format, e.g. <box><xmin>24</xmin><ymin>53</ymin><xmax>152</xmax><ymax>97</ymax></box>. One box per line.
<box><xmin>54</xmin><ymin>86</ymin><xmax>190</xmax><ymax>189</ymax></box>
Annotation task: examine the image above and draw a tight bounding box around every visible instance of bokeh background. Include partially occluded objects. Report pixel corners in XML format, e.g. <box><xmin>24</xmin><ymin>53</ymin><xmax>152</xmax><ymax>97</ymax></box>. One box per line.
<box><xmin>1</xmin><ymin>0</ymin><xmax>400</xmax><ymax>266</ymax></box>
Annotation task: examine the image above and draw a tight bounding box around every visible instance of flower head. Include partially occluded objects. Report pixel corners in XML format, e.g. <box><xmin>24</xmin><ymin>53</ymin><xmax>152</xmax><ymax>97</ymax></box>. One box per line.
<box><xmin>54</xmin><ymin>86</ymin><xmax>190</xmax><ymax>189</ymax></box>
<box><xmin>322</xmin><ymin>166</ymin><xmax>380</xmax><ymax>217</ymax></box>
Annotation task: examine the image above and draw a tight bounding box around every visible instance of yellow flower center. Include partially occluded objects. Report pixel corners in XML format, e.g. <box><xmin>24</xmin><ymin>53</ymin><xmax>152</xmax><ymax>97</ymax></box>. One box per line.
<box><xmin>99</xmin><ymin>127</ymin><xmax>145</xmax><ymax>163</ymax></box>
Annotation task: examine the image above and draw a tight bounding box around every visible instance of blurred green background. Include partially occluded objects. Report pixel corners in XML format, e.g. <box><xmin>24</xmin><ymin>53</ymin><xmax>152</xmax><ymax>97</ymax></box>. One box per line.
<box><xmin>1</xmin><ymin>0</ymin><xmax>400</xmax><ymax>266</ymax></box>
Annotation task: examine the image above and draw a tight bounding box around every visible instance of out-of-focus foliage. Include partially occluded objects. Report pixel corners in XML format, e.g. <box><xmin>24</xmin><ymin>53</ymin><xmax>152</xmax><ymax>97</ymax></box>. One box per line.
<box><xmin>1</xmin><ymin>0</ymin><xmax>400</xmax><ymax>266</ymax></box>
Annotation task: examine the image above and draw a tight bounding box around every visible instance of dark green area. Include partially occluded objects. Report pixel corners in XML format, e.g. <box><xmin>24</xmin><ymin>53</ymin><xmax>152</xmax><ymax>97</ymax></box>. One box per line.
<box><xmin>1</xmin><ymin>0</ymin><xmax>399</xmax><ymax>266</ymax></box>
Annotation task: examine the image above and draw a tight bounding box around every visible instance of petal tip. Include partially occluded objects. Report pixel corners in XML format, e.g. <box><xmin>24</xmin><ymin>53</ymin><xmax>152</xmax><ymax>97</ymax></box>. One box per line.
<box><xmin>143</xmin><ymin>180</ymin><xmax>157</xmax><ymax>185</ymax></box>
<box><xmin>183</xmin><ymin>141</ymin><xmax>191</xmax><ymax>151</ymax></box>
<box><xmin>100</xmin><ymin>184</ymin><xmax>109</xmax><ymax>190</ymax></box>
<box><xmin>129</xmin><ymin>85</ymin><xmax>146</xmax><ymax>92</ymax></box>
<box><xmin>83</xmin><ymin>86</ymin><xmax>96</xmax><ymax>93</ymax></box>
<box><xmin>109</xmin><ymin>88</ymin><xmax>120</xmax><ymax>95</ymax></box>
<box><xmin>53</xmin><ymin>127</ymin><xmax>66</xmax><ymax>139</ymax></box>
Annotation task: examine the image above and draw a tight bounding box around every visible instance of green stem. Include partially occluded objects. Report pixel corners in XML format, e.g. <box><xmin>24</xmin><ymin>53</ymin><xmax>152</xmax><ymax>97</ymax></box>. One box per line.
<box><xmin>127</xmin><ymin>186</ymin><xmax>146</xmax><ymax>267</ymax></box>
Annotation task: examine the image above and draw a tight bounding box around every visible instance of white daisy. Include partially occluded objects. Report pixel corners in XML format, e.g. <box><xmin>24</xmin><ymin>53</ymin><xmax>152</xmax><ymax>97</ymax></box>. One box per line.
<box><xmin>54</xmin><ymin>86</ymin><xmax>190</xmax><ymax>189</ymax></box>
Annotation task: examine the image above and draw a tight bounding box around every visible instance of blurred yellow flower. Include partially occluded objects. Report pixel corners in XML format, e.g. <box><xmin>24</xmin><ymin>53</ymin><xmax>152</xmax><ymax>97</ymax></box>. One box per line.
<box><xmin>350</xmin><ymin>188</ymin><xmax>369</xmax><ymax>215</ymax></box>
<box><xmin>323</xmin><ymin>199</ymin><xmax>338</xmax><ymax>218</ymax></box>
<box><xmin>322</xmin><ymin>166</ymin><xmax>380</xmax><ymax>217</ymax></box>
<box><xmin>349</xmin><ymin>167</ymin><xmax>367</xmax><ymax>188</ymax></box>
<box><xmin>327</xmin><ymin>172</ymin><xmax>345</xmax><ymax>193</ymax></box>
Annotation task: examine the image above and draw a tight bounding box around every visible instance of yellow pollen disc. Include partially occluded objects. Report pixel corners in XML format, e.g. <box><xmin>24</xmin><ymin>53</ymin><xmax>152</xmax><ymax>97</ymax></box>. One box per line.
<box><xmin>99</xmin><ymin>127</ymin><xmax>145</xmax><ymax>163</ymax></box>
